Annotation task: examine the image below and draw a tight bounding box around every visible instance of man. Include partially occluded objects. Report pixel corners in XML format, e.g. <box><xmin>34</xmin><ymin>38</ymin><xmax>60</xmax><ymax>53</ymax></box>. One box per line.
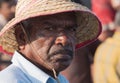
<box><xmin>0</xmin><ymin>0</ymin><xmax>17</xmax><ymax>30</ymax></box>
<box><xmin>0</xmin><ymin>0</ymin><xmax>101</xmax><ymax>83</ymax></box>
<box><xmin>94</xmin><ymin>10</ymin><xmax>120</xmax><ymax>83</ymax></box>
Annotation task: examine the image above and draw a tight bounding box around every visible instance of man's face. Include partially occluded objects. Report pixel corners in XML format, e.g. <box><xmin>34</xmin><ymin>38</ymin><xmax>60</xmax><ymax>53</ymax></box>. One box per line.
<box><xmin>23</xmin><ymin>12</ymin><xmax>77</xmax><ymax>72</ymax></box>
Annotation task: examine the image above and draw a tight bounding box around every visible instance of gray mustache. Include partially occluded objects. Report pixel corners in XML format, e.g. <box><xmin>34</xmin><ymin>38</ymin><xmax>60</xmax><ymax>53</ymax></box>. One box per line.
<box><xmin>49</xmin><ymin>49</ymin><xmax>73</xmax><ymax>58</ymax></box>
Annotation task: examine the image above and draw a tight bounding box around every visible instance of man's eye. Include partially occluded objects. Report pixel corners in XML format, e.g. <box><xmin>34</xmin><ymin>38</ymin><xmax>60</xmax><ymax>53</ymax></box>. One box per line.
<box><xmin>69</xmin><ymin>27</ymin><xmax>77</xmax><ymax>32</ymax></box>
<box><xmin>44</xmin><ymin>27</ymin><xmax>54</xmax><ymax>31</ymax></box>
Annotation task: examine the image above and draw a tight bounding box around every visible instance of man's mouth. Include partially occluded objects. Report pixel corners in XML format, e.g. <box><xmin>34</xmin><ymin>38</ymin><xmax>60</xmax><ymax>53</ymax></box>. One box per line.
<box><xmin>49</xmin><ymin>49</ymin><xmax>73</xmax><ymax>58</ymax></box>
<box><xmin>56</xmin><ymin>55</ymin><xmax>72</xmax><ymax>62</ymax></box>
<box><xmin>49</xmin><ymin>49</ymin><xmax>73</xmax><ymax>63</ymax></box>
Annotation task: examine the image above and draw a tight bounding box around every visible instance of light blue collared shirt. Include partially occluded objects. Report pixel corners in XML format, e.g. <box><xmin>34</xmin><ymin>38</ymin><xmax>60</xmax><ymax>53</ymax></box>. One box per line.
<box><xmin>0</xmin><ymin>51</ymin><xmax>69</xmax><ymax>83</ymax></box>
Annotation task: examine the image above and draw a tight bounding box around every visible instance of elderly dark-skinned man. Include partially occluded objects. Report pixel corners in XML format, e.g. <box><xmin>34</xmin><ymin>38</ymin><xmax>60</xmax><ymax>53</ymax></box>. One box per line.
<box><xmin>0</xmin><ymin>0</ymin><xmax>101</xmax><ymax>83</ymax></box>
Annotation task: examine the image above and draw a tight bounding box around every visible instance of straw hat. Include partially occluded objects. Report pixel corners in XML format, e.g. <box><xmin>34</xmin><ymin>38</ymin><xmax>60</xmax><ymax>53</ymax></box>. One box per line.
<box><xmin>0</xmin><ymin>0</ymin><xmax>102</xmax><ymax>55</ymax></box>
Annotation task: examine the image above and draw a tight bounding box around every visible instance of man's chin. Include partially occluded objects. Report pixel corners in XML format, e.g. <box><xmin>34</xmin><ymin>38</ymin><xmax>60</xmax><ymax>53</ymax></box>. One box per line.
<box><xmin>53</xmin><ymin>60</ymin><xmax>72</xmax><ymax>72</ymax></box>
<box><xmin>49</xmin><ymin>53</ymin><xmax>73</xmax><ymax>71</ymax></box>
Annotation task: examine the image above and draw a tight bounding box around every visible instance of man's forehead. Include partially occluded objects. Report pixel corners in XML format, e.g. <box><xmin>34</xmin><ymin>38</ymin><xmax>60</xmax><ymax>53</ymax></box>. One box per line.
<box><xmin>29</xmin><ymin>12</ymin><xmax>77</xmax><ymax>26</ymax></box>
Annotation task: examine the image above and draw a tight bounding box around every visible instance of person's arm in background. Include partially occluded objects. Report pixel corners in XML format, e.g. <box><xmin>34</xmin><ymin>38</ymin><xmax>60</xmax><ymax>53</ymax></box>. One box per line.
<box><xmin>94</xmin><ymin>44</ymin><xmax>120</xmax><ymax>83</ymax></box>
<box><xmin>104</xmin><ymin>52</ymin><xmax>120</xmax><ymax>83</ymax></box>
<box><xmin>110</xmin><ymin>0</ymin><xmax>120</xmax><ymax>10</ymax></box>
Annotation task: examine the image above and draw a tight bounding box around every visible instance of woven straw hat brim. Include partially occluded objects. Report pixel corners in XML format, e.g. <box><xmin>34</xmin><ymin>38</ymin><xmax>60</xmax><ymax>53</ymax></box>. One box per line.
<box><xmin>0</xmin><ymin>0</ymin><xmax>102</xmax><ymax>55</ymax></box>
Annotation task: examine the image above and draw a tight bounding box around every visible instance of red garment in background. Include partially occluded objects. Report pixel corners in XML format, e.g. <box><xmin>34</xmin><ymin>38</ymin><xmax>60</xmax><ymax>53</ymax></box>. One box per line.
<box><xmin>92</xmin><ymin>0</ymin><xmax>116</xmax><ymax>25</ymax></box>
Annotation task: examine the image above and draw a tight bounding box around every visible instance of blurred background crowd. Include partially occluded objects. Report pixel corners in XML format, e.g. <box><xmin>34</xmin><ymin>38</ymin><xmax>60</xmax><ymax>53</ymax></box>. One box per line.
<box><xmin>0</xmin><ymin>0</ymin><xmax>120</xmax><ymax>83</ymax></box>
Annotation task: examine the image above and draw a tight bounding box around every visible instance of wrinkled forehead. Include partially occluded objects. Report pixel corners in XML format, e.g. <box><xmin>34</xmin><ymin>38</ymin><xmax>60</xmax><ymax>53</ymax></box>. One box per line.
<box><xmin>26</xmin><ymin>12</ymin><xmax>77</xmax><ymax>27</ymax></box>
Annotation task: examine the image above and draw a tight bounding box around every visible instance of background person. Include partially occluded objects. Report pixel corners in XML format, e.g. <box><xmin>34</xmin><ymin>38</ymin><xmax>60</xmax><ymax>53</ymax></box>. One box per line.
<box><xmin>0</xmin><ymin>0</ymin><xmax>17</xmax><ymax>71</ymax></box>
<box><xmin>0</xmin><ymin>0</ymin><xmax>16</xmax><ymax>30</ymax></box>
<box><xmin>94</xmin><ymin>10</ymin><xmax>120</xmax><ymax>83</ymax></box>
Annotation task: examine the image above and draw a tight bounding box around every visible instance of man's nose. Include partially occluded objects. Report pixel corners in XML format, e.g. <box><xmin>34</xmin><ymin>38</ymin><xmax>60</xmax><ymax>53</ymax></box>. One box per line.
<box><xmin>55</xmin><ymin>34</ymin><xmax>70</xmax><ymax>46</ymax></box>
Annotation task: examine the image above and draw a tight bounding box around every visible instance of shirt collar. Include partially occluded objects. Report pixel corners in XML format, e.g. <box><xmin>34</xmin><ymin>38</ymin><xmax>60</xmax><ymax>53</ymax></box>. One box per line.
<box><xmin>11</xmin><ymin>51</ymin><xmax>51</xmax><ymax>83</ymax></box>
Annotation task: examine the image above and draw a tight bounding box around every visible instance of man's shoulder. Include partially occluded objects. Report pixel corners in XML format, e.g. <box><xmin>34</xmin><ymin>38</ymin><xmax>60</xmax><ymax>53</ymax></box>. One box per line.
<box><xmin>0</xmin><ymin>64</ymin><xmax>29</xmax><ymax>83</ymax></box>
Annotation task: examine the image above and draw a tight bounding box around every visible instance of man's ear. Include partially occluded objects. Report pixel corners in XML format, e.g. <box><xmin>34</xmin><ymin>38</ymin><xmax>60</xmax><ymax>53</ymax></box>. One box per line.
<box><xmin>15</xmin><ymin>24</ymin><xmax>26</xmax><ymax>49</ymax></box>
